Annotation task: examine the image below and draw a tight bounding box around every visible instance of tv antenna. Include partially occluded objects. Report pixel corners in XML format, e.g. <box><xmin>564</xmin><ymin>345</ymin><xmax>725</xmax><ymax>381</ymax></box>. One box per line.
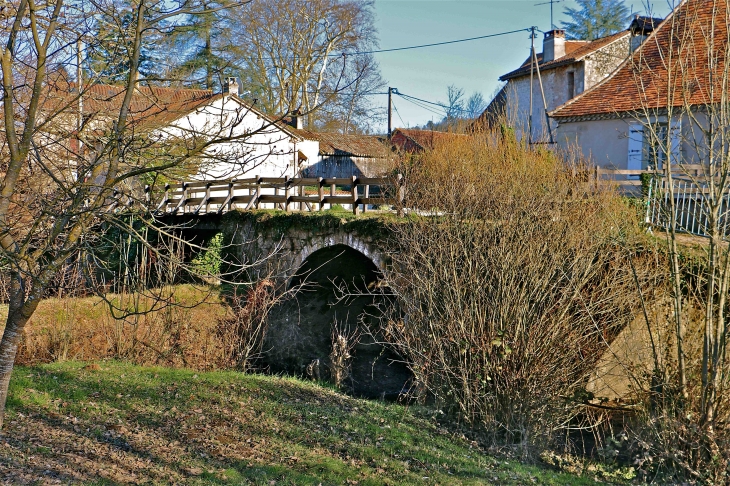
<box><xmin>535</xmin><ymin>0</ymin><xmax>562</xmax><ymax>30</ymax></box>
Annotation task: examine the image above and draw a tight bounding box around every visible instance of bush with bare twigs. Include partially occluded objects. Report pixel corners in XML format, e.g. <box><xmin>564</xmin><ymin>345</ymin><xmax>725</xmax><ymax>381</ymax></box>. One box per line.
<box><xmin>216</xmin><ymin>279</ymin><xmax>281</xmax><ymax>372</ymax></box>
<box><xmin>378</xmin><ymin>133</ymin><xmax>654</xmax><ymax>458</ymax></box>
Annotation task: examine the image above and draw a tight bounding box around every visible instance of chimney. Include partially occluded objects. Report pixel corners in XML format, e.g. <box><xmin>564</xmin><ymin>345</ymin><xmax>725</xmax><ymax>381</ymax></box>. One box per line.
<box><xmin>290</xmin><ymin>109</ymin><xmax>304</xmax><ymax>130</ymax></box>
<box><xmin>630</xmin><ymin>15</ymin><xmax>661</xmax><ymax>53</ymax></box>
<box><xmin>224</xmin><ymin>77</ymin><xmax>239</xmax><ymax>96</ymax></box>
<box><xmin>543</xmin><ymin>29</ymin><xmax>566</xmax><ymax>63</ymax></box>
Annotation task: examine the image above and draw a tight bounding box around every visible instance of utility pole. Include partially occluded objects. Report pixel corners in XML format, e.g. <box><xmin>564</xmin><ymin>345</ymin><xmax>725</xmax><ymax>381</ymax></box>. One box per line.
<box><xmin>387</xmin><ymin>87</ymin><xmax>393</xmax><ymax>138</ymax></box>
<box><xmin>529</xmin><ymin>27</ymin><xmax>536</xmax><ymax>145</ymax></box>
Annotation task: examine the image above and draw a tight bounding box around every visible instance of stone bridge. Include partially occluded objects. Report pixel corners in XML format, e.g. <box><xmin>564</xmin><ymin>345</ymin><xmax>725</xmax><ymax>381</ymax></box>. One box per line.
<box><xmin>175</xmin><ymin>210</ymin><xmax>410</xmax><ymax>398</ymax></box>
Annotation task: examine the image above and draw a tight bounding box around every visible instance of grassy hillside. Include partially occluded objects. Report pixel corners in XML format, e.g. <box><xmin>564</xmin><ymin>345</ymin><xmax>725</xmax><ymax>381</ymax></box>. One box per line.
<box><xmin>0</xmin><ymin>362</ymin><xmax>612</xmax><ymax>485</ymax></box>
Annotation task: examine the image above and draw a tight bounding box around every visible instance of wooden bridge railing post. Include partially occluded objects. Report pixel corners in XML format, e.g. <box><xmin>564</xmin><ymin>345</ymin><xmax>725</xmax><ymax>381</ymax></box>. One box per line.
<box><xmin>204</xmin><ymin>182</ymin><xmax>211</xmax><ymax>214</ymax></box>
<box><xmin>318</xmin><ymin>177</ymin><xmax>324</xmax><ymax>211</ymax></box>
<box><xmin>397</xmin><ymin>174</ymin><xmax>405</xmax><ymax>217</ymax></box>
<box><xmin>351</xmin><ymin>176</ymin><xmax>359</xmax><ymax>215</ymax></box>
<box><xmin>284</xmin><ymin>176</ymin><xmax>291</xmax><ymax>212</ymax></box>
<box><xmin>162</xmin><ymin>183</ymin><xmax>170</xmax><ymax>213</ymax></box>
<box><xmin>255</xmin><ymin>175</ymin><xmax>261</xmax><ymax>209</ymax></box>
<box><xmin>363</xmin><ymin>183</ymin><xmax>369</xmax><ymax>213</ymax></box>
<box><xmin>227</xmin><ymin>182</ymin><xmax>233</xmax><ymax>213</ymax></box>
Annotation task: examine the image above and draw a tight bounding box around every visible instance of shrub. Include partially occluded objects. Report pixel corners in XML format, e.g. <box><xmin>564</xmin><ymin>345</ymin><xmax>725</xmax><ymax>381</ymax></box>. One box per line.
<box><xmin>378</xmin><ymin>133</ymin><xmax>650</xmax><ymax>457</ymax></box>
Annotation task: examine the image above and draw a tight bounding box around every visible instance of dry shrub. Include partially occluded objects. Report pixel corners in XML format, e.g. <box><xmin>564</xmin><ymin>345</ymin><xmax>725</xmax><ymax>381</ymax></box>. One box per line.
<box><xmin>328</xmin><ymin>317</ymin><xmax>360</xmax><ymax>389</ymax></box>
<box><xmin>381</xmin><ymin>133</ymin><xmax>652</xmax><ymax>456</ymax></box>
<box><xmin>215</xmin><ymin>278</ymin><xmax>280</xmax><ymax>372</ymax></box>
<box><xmin>10</xmin><ymin>285</ymin><xmax>232</xmax><ymax>370</ymax></box>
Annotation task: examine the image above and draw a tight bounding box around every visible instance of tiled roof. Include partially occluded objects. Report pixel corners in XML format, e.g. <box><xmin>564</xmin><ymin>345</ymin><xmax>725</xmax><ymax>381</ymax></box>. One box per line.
<box><xmin>391</xmin><ymin>128</ymin><xmax>467</xmax><ymax>153</ymax></box>
<box><xmin>42</xmin><ymin>83</ymin><xmax>223</xmax><ymax>127</ymax></box>
<box><xmin>551</xmin><ymin>0</ymin><xmax>721</xmax><ymax>119</ymax></box>
<box><xmin>500</xmin><ymin>31</ymin><xmax>630</xmax><ymax>81</ymax></box>
<box><xmin>292</xmin><ymin>128</ymin><xmax>391</xmax><ymax>158</ymax></box>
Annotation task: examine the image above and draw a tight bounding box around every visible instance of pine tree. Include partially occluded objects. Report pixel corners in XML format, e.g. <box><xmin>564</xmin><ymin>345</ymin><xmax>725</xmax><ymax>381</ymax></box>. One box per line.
<box><xmin>86</xmin><ymin>7</ymin><xmax>162</xmax><ymax>84</ymax></box>
<box><xmin>561</xmin><ymin>0</ymin><xmax>630</xmax><ymax>40</ymax></box>
<box><xmin>164</xmin><ymin>2</ymin><xmax>234</xmax><ymax>90</ymax></box>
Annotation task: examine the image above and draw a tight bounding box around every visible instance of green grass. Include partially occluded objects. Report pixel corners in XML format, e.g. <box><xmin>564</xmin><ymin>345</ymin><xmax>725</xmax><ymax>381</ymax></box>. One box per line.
<box><xmin>3</xmin><ymin>361</ymin><xmax>608</xmax><ymax>485</ymax></box>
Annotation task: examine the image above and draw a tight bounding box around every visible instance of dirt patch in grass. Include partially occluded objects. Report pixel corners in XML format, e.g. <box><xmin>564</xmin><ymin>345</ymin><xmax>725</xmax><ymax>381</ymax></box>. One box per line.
<box><xmin>1</xmin><ymin>362</ymin><xmax>605</xmax><ymax>485</ymax></box>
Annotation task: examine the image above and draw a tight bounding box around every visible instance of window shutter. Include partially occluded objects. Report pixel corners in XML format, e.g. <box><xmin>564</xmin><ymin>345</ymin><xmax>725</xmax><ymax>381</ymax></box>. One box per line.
<box><xmin>627</xmin><ymin>124</ymin><xmax>644</xmax><ymax>171</ymax></box>
<box><xmin>670</xmin><ymin>119</ymin><xmax>682</xmax><ymax>166</ymax></box>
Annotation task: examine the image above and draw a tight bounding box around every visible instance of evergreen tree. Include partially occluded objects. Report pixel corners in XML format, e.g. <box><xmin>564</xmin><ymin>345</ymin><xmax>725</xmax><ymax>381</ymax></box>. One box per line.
<box><xmin>86</xmin><ymin>6</ymin><xmax>162</xmax><ymax>84</ymax></box>
<box><xmin>561</xmin><ymin>0</ymin><xmax>631</xmax><ymax>40</ymax></box>
<box><xmin>165</xmin><ymin>1</ymin><xmax>234</xmax><ymax>90</ymax></box>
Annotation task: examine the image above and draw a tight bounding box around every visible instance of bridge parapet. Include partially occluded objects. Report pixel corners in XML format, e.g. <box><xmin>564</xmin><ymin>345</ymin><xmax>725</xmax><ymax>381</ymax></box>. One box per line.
<box><xmin>147</xmin><ymin>175</ymin><xmax>405</xmax><ymax>217</ymax></box>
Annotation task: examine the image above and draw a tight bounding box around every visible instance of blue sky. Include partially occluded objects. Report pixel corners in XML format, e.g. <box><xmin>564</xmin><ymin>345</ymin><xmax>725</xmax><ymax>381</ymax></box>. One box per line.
<box><xmin>371</xmin><ymin>0</ymin><xmax>673</xmax><ymax>130</ymax></box>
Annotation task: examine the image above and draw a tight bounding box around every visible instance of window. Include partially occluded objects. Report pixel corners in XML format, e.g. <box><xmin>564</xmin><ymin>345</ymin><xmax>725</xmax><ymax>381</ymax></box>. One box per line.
<box><xmin>567</xmin><ymin>72</ymin><xmax>575</xmax><ymax>100</ymax></box>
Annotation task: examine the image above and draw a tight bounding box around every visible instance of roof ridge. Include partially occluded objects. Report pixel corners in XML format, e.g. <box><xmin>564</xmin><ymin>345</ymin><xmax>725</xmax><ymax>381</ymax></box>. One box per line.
<box><xmin>549</xmin><ymin>0</ymin><xmax>685</xmax><ymax>118</ymax></box>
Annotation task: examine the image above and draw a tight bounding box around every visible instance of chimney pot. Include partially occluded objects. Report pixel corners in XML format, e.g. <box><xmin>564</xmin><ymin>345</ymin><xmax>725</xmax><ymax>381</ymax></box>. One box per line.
<box><xmin>543</xmin><ymin>29</ymin><xmax>566</xmax><ymax>63</ymax></box>
<box><xmin>224</xmin><ymin>77</ymin><xmax>239</xmax><ymax>96</ymax></box>
<box><xmin>290</xmin><ymin>109</ymin><xmax>304</xmax><ymax>130</ymax></box>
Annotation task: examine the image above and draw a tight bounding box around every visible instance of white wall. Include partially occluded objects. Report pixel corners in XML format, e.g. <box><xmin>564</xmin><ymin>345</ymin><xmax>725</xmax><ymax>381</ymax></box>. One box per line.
<box><xmin>556</xmin><ymin>113</ymin><xmax>691</xmax><ymax>171</ymax></box>
<box><xmin>504</xmin><ymin>35</ymin><xmax>630</xmax><ymax>144</ymax></box>
<box><xmin>162</xmin><ymin>96</ymin><xmax>301</xmax><ymax>181</ymax></box>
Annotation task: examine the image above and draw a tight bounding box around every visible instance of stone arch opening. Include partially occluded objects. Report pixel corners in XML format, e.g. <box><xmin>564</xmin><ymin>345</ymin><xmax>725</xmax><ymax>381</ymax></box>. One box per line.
<box><xmin>264</xmin><ymin>244</ymin><xmax>411</xmax><ymax>398</ymax></box>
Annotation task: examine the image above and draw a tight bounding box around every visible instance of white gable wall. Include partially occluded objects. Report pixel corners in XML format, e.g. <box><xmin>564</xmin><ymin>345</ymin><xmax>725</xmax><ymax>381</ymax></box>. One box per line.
<box><xmin>161</xmin><ymin>96</ymin><xmax>302</xmax><ymax>180</ymax></box>
<box><xmin>504</xmin><ymin>35</ymin><xmax>630</xmax><ymax>143</ymax></box>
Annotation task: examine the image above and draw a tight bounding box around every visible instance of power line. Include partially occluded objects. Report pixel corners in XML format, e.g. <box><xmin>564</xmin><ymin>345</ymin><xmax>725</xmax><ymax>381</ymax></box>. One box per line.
<box><xmin>234</xmin><ymin>27</ymin><xmax>534</xmax><ymax>63</ymax></box>
<box><xmin>395</xmin><ymin>94</ymin><xmax>445</xmax><ymax>117</ymax></box>
<box><xmin>396</xmin><ymin>91</ymin><xmax>476</xmax><ymax>116</ymax></box>
<box><xmin>391</xmin><ymin>99</ymin><xmax>406</xmax><ymax>127</ymax></box>
<box><xmin>334</xmin><ymin>27</ymin><xmax>532</xmax><ymax>56</ymax></box>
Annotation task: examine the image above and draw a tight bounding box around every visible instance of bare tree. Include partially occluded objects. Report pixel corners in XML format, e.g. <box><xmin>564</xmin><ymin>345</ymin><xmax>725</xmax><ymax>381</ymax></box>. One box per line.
<box><xmin>0</xmin><ymin>0</ymin><xmax>286</xmax><ymax>427</ymax></box>
<box><xmin>229</xmin><ymin>0</ymin><xmax>384</xmax><ymax>131</ymax></box>
<box><xmin>623</xmin><ymin>0</ymin><xmax>730</xmax><ymax>477</ymax></box>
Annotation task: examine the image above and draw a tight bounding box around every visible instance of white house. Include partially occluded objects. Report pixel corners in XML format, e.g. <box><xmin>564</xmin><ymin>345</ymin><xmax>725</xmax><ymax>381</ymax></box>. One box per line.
<box><xmin>56</xmin><ymin>77</ymin><xmax>389</xmax><ymax>183</ymax></box>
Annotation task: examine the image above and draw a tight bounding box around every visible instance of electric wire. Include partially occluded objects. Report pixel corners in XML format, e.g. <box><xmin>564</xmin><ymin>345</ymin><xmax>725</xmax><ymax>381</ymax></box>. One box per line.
<box><xmin>333</xmin><ymin>27</ymin><xmax>532</xmax><ymax>56</ymax></box>
<box><xmin>231</xmin><ymin>27</ymin><xmax>533</xmax><ymax>61</ymax></box>
<box><xmin>395</xmin><ymin>91</ymin><xmax>477</xmax><ymax>116</ymax></box>
<box><xmin>391</xmin><ymin>99</ymin><xmax>406</xmax><ymax>127</ymax></box>
<box><xmin>395</xmin><ymin>94</ymin><xmax>445</xmax><ymax>117</ymax></box>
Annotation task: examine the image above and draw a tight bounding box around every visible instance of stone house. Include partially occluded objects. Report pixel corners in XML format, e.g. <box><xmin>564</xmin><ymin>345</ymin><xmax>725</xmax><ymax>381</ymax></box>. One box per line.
<box><xmin>549</xmin><ymin>1</ymin><xmax>718</xmax><ymax>172</ymax></box>
<box><xmin>476</xmin><ymin>20</ymin><xmax>661</xmax><ymax>140</ymax></box>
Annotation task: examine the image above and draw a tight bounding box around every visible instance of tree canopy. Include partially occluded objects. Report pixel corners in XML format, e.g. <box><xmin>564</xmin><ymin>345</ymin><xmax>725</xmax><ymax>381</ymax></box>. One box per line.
<box><xmin>561</xmin><ymin>0</ymin><xmax>630</xmax><ymax>40</ymax></box>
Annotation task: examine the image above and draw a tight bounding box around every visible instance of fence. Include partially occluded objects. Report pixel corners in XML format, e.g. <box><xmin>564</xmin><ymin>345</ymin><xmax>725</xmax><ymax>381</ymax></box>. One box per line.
<box><xmin>593</xmin><ymin>164</ymin><xmax>727</xmax><ymax>238</ymax></box>
<box><xmin>147</xmin><ymin>175</ymin><xmax>405</xmax><ymax>216</ymax></box>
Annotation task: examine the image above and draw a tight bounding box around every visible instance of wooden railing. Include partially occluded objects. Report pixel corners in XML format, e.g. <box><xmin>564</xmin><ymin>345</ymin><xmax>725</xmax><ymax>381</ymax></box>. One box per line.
<box><xmin>592</xmin><ymin>164</ymin><xmax>708</xmax><ymax>194</ymax></box>
<box><xmin>589</xmin><ymin>164</ymin><xmax>730</xmax><ymax>238</ymax></box>
<box><xmin>146</xmin><ymin>175</ymin><xmax>405</xmax><ymax>216</ymax></box>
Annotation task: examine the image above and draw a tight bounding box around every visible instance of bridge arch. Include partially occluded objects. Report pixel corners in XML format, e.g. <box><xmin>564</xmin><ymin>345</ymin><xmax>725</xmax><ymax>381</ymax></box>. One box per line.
<box><xmin>289</xmin><ymin>232</ymin><xmax>386</xmax><ymax>281</ymax></box>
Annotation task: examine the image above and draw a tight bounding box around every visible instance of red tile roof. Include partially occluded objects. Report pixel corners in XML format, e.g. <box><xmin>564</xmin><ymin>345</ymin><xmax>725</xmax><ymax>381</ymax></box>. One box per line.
<box><xmin>390</xmin><ymin>128</ymin><xmax>467</xmax><ymax>153</ymax></box>
<box><xmin>291</xmin><ymin>128</ymin><xmax>391</xmax><ymax>158</ymax></box>
<box><xmin>42</xmin><ymin>83</ymin><xmax>222</xmax><ymax>127</ymax></box>
<box><xmin>500</xmin><ymin>31</ymin><xmax>630</xmax><ymax>81</ymax></box>
<box><xmin>551</xmin><ymin>0</ymin><xmax>722</xmax><ymax>118</ymax></box>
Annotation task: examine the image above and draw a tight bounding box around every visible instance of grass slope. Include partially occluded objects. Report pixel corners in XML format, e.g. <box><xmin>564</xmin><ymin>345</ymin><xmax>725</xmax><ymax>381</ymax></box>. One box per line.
<box><xmin>2</xmin><ymin>362</ymin><xmax>601</xmax><ymax>485</ymax></box>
